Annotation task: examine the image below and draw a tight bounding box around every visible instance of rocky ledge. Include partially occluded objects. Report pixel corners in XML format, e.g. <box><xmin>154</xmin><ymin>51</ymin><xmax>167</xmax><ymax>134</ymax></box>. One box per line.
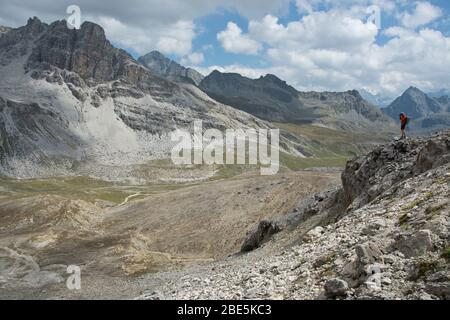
<box><xmin>138</xmin><ymin>130</ymin><xmax>449</xmax><ymax>300</ymax></box>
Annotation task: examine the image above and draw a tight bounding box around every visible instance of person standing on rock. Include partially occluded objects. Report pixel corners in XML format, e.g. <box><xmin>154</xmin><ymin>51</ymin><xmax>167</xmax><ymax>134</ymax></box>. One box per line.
<box><xmin>399</xmin><ymin>113</ymin><xmax>409</xmax><ymax>140</ymax></box>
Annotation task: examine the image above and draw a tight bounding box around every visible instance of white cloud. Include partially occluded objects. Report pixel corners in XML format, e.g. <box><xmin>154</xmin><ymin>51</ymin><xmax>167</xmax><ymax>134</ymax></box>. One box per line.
<box><xmin>156</xmin><ymin>20</ymin><xmax>196</xmax><ymax>56</ymax></box>
<box><xmin>296</xmin><ymin>0</ymin><xmax>313</xmax><ymax>14</ymax></box>
<box><xmin>1</xmin><ymin>0</ymin><xmax>449</xmax><ymax>95</ymax></box>
<box><xmin>217</xmin><ymin>22</ymin><xmax>262</xmax><ymax>55</ymax></box>
<box><xmin>249</xmin><ymin>12</ymin><xmax>378</xmax><ymax>51</ymax></box>
<box><xmin>0</xmin><ymin>0</ymin><xmax>289</xmax><ymax>57</ymax></box>
<box><xmin>212</xmin><ymin>4</ymin><xmax>450</xmax><ymax>96</ymax></box>
<box><xmin>181</xmin><ymin>52</ymin><xmax>204</xmax><ymax>66</ymax></box>
<box><xmin>94</xmin><ymin>16</ymin><xmax>195</xmax><ymax>56</ymax></box>
<box><xmin>401</xmin><ymin>1</ymin><xmax>442</xmax><ymax>29</ymax></box>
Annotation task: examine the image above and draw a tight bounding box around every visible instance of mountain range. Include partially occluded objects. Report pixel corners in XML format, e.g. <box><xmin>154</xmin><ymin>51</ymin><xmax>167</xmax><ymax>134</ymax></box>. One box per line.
<box><xmin>383</xmin><ymin>87</ymin><xmax>450</xmax><ymax>133</ymax></box>
<box><xmin>0</xmin><ymin>17</ymin><xmax>447</xmax><ymax>179</ymax></box>
<box><xmin>0</xmin><ymin>18</ymin><xmax>273</xmax><ymax>178</ymax></box>
<box><xmin>428</xmin><ymin>89</ymin><xmax>450</xmax><ymax>98</ymax></box>
<box><xmin>358</xmin><ymin>89</ymin><xmax>394</xmax><ymax>108</ymax></box>
<box><xmin>143</xmin><ymin>51</ymin><xmax>450</xmax><ymax>137</ymax></box>
<box><xmin>199</xmin><ymin>71</ymin><xmax>394</xmax><ymax>133</ymax></box>
<box><xmin>1</xmin><ymin>17</ymin><xmax>449</xmax><ymax>301</ymax></box>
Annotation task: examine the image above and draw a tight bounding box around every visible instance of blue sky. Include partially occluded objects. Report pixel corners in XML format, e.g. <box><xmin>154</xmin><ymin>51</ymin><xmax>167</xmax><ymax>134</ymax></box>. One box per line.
<box><xmin>179</xmin><ymin>0</ymin><xmax>450</xmax><ymax>69</ymax></box>
<box><xmin>0</xmin><ymin>0</ymin><xmax>449</xmax><ymax>95</ymax></box>
<box><xmin>138</xmin><ymin>0</ymin><xmax>450</xmax><ymax>96</ymax></box>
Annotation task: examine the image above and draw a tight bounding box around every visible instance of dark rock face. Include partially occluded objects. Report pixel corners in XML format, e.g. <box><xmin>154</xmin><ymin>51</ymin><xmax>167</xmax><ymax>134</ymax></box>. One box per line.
<box><xmin>0</xmin><ymin>17</ymin><xmax>48</xmax><ymax>66</ymax></box>
<box><xmin>200</xmin><ymin>70</ymin><xmax>393</xmax><ymax>132</ymax></box>
<box><xmin>27</xmin><ymin>20</ymin><xmax>137</xmax><ymax>84</ymax></box>
<box><xmin>14</xmin><ymin>18</ymin><xmax>177</xmax><ymax>98</ymax></box>
<box><xmin>425</xmin><ymin>282</ymin><xmax>450</xmax><ymax>299</ymax></box>
<box><xmin>241</xmin><ymin>220</ymin><xmax>282</xmax><ymax>252</ymax></box>
<box><xmin>138</xmin><ymin>51</ymin><xmax>204</xmax><ymax>86</ymax></box>
<box><xmin>200</xmin><ymin>71</ymin><xmax>303</xmax><ymax>123</ymax></box>
<box><xmin>324</xmin><ymin>278</ymin><xmax>349</xmax><ymax>298</ymax></box>
<box><xmin>415</xmin><ymin>139</ymin><xmax>450</xmax><ymax>173</ymax></box>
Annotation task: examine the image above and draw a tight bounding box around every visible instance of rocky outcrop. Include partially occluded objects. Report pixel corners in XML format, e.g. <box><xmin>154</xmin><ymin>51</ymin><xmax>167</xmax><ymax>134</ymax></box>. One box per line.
<box><xmin>0</xmin><ymin>17</ymin><xmax>47</xmax><ymax>66</ymax></box>
<box><xmin>241</xmin><ymin>221</ymin><xmax>282</xmax><ymax>253</ymax></box>
<box><xmin>242</xmin><ymin>131</ymin><xmax>450</xmax><ymax>254</ymax></box>
<box><xmin>24</xmin><ymin>19</ymin><xmax>177</xmax><ymax>97</ymax></box>
<box><xmin>342</xmin><ymin>130</ymin><xmax>450</xmax><ymax>209</ymax></box>
<box><xmin>324</xmin><ymin>278</ymin><xmax>349</xmax><ymax>298</ymax></box>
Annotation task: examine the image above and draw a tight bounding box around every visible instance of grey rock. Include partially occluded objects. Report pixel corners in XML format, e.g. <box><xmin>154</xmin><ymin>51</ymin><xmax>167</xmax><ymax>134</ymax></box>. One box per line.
<box><xmin>394</xmin><ymin>230</ymin><xmax>434</xmax><ymax>258</ymax></box>
<box><xmin>241</xmin><ymin>221</ymin><xmax>282</xmax><ymax>252</ymax></box>
<box><xmin>426</xmin><ymin>271</ymin><xmax>450</xmax><ymax>283</ymax></box>
<box><xmin>324</xmin><ymin>278</ymin><xmax>349</xmax><ymax>298</ymax></box>
<box><xmin>425</xmin><ymin>282</ymin><xmax>450</xmax><ymax>299</ymax></box>
<box><xmin>356</xmin><ymin>242</ymin><xmax>384</xmax><ymax>266</ymax></box>
<box><xmin>415</xmin><ymin>140</ymin><xmax>450</xmax><ymax>174</ymax></box>
<box><xmin>361</xmin><ymin>219</ymin><xmax>387</xmax><ymax>236</ymax></box>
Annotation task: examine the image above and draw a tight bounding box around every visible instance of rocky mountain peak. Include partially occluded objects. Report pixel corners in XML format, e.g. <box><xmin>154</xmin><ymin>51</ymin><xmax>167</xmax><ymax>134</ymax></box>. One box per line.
<box><xmin>78</xmin><ymin>21</ymin><xmax>108</xmax><ymax>43</ymax></box>
<box><xmin>402</xmin><ymin>86</ymin><xmax>430</xmax><ymax>101</ymax></box>
<box><xmin>260</xmin><ymin>73</ymin><xmax>283</xmax><ymax>83</ymax></box>
<box><xmin>23</xmin><ymin>16</ymin><xmax>48</xmax><ymax>36</ymax></box>
<box><xmin>347</xmin><ymin>89</ymin><xmax>362</xmax><ymax>98</ymax></box>
<box><xmin>384</xmin><ymin>86</ymin><xmax>443</xmax><ymax>120</ymax></box>
<box><xmin>24</xmin><ymin>19</ymin><xmax>152</xmax><ymax>85</ymax></box>
<box><xmin>145</xmin><ymin>50</ymin><xmax>166</xmax><ymax>60</ymax></box>
<box><xmin>257</xmin><ymin>74</ymin><xmax>296</xmax><ymax>92</ymax></box>
<box><xmin>200</xmin><ymin>70</ymin><xmax>393</xmax><ymax>129</ymax></box>
<box><xmin>138</xmin><ymin>50</ymin><xmax>204</xmax><ymax>85</ymax></box>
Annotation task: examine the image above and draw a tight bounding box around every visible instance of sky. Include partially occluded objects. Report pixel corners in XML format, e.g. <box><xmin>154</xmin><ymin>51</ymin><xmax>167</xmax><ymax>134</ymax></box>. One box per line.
<box><xmin>0</xmin><ymin>0</ymin><xmax>449</xmax><ymax>96</ymax></box>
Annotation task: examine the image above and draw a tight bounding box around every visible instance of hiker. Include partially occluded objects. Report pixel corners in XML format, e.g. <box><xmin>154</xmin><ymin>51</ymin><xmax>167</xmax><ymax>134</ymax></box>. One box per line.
<box><xmin>399</xmin><ymin>113</ymin><xmax>408</xmax><ymax>140</ymax></box>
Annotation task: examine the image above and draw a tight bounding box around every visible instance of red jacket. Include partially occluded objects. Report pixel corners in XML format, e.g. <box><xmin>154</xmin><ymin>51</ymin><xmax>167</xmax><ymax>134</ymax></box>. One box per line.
<box><xmin>400</xmin><ymin>114</ymin><xmax>408</xmax><ymax>124</ymax></box>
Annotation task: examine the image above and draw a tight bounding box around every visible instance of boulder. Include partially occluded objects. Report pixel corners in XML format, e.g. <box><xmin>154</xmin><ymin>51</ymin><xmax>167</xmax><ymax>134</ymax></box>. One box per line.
<box><xmin>356</xmin><ymin>242</ymin><xmax>384</xmax><ymax>266</ymax></box>
<box><xmin>324</xmin><ymin>278</ymin><xmax>349</xmax><ymax>298</ymax></box>
<box><xmin>394</xmin><ymin>230</ymin><xmax>434</xmax><ymax>258</ymax></box>
<box><xmin>241</xmin><ymin>221</ymin><xmax>282</xmax><ymax>252</ymax></box>
<box><xmin>415</xmin><ymin>140</ymin><xmax>450</xmax><ymax>174</ymax></box>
